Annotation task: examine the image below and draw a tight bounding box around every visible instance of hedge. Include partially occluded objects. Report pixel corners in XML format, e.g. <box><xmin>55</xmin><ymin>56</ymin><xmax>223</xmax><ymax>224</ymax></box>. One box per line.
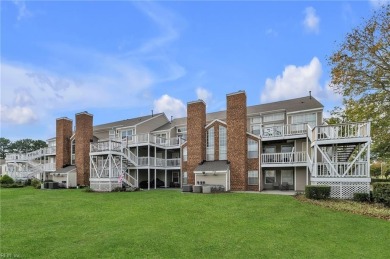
<box><xmin>353</xmin><ymin>192</ymin><xmax>370</xmax><ymax>202</ymax></box>
<box><xmin>371</xmin><ymin>178</ymin><xmax>390</xmax><ymax>183</ymax></box>
<box><xmin>305</xmin><ymin>185</ymin><xmax>331</xmax><ymax>200</ymax></box>
<box><xmin>372</xmin><ymin>182</ymin><xmax>390</xmax><ymax>207</ymax></box>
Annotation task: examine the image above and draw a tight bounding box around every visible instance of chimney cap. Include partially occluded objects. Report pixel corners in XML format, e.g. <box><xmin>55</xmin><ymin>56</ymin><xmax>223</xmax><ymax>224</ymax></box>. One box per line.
<box><xmin>56</xmin><ymin>117</ymin><xmax>73</xmax><ymax>121</ymax></box>
<box><xmin>226</xmin><ymin>90</ymin><xmax>246</xmax><ymax>97</ymax></box>
<box><xmin>76</xmin><ymin>111</ymin><xmax>93</xmax><ymax>117</ymax></box>
<box><xmin>187</xmin><ymin>99</ymin><xmax>206</xmax><ymax>106</ymax></box>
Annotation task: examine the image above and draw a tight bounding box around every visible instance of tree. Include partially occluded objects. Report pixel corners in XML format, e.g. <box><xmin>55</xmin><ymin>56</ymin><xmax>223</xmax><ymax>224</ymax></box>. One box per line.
<box><xmin>327</xmin><ymin>4</ymin><xmax>390</xmax><ymax>160</ymax></box>
<box><xmin>0</xmin><ymin>138</ymin><xmax>12</xmax><ymax>159</ymax></box>
<box><xmin>370</xmin><ymin>163</ymin><xmax>382</xmax><ymax>178</ymax></box>
<box><xmin>9</xmin><ymin>139</ymin><xmax>48</xmax><ymax>153</ymax></box>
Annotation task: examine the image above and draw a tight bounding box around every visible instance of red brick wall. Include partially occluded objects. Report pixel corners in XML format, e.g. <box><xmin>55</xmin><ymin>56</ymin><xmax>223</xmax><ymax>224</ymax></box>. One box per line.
<box><xmin>75</xmin><ymin>112</ymin><xmax>93</xmax><ymax>186</ymax></box>
<box><xmin>56</xmin><ymin>118</ymin><xmax>73</xmax><ymax>170</ymax></box>
<box><xmin>186</xmin><ymin>101</ymin><xmax>206</xmax><ymax>185</ymax></box>
<box><xmin>227</xmin><ymin>91</ymin><xmax>247</xmax><ymax>191</ymax></box>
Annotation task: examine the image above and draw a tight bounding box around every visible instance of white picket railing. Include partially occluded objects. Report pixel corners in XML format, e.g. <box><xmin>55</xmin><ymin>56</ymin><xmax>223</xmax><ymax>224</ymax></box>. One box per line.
<box><xmin>316</xmin><ymin>162</ymin><xmax>369</xmax><ymax>177</ymax></box>
<box><xmin>261</xmin><ymin>151</ymin><xmax>306</xmax><ymax>164</ymax></box>
<box><xmin>313</xmin><ymin>122</ymin><xmax>370</xmax><ymax>141</ymax></box>
<box><xmin>5</xmin><ymin>146</ymin><xmax>56</xmax><ymax>162</ymax></box>
<box><xmin>260</xmin><ymin>123</ymin><xmax>307</xmax><ymax>139</ymax></box>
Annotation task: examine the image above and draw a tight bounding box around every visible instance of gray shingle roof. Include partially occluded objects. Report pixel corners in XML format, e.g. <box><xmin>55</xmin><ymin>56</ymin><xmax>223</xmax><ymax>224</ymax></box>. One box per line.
<box><xmin>195</xmin><ymin>160</ymin><xmax>230</xmax><ymax>172</ymax></box>
<box><xmin>50</xmin><ymin>165</ymin><xmax>76</xmax><ymax>174</ymax></box>
<box><xmin>152</xmin><ymin>117</ymin><xmax>187</xmax><ymax>132</ymax></box>
<box><xmin>93</xmin><ymin>113</ymin><xmax>163</xmax><ymax>131</ymax></box>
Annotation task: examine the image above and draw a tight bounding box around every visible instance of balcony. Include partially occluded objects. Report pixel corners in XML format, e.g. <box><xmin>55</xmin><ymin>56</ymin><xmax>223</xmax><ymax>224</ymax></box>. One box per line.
<box><xmin>119</xmin><ymin>134</ymin><xmax>183</xmax><ymax>148</ymax></box>
<box><xmin>5</xmin><ymin>146</ymin><xmax>57</xmax><ymax>162</ymax></box>
<box><xmin>260</xmin><ymin>124</ymin><xmax>307</xmax><ymax>140</ymax></box>
<box><xmin>136</xmin><ymin>157</ymin><xmax>181</xmax><ymax>168</ymax></box>
<box><xmin>314</xmin><ymin>162</ymin><xmax>369</xmax><ymax>178</ymax></box>
<box><xmin>309</xmin><ymin>122</ymin><xmax>370</xmax><ymax>144</ymax></box>
<box><xmin>261</xmin><ymin>151</ymin><xmax>307</xmax><ymax>167</ymax></box>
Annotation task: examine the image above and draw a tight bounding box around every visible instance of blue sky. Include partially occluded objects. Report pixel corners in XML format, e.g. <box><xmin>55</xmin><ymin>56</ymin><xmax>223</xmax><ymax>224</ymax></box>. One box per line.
<box><xmin>1</xmin><ymin>0</ymin><xmax>387</xmax><ymax>141</ymax></box>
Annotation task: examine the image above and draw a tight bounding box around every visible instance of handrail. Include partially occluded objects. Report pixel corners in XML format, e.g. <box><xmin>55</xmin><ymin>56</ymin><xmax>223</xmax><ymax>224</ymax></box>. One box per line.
<box><xmin>261</xmin><ymin>151</ymin><xmax>306</xmax><ymax>164</ymax></box>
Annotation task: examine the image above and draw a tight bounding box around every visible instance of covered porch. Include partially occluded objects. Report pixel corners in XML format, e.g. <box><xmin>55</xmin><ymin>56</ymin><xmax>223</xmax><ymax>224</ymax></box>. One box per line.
<box><xmin>261</xmin><ymin>167</ymin><xmax>307</xmax><ymax>192</ymax></box>
<box><xmin>194</xmin><ymin>160</ymin><xmax>230</xmax><ymax>191</ymax></box>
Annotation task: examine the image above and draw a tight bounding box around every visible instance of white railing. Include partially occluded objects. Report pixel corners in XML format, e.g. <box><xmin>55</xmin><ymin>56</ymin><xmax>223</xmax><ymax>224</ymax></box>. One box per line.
<box><xmin>90</xmin><ymin>140</ymin><xmax>122</xmax><ymax>152</ymax></box>
<box><xmin>314</xmin><ymin>122</ymin><xmax>370</xmax><ymax>141</ymax></box>
<box><xmin>166</xmin><ymin>158</ymin><xmax>180</xmax><ymax>167</ymax></box>
<box><xmin>119</xmin><ymin>134</ymin><xmax>182</xmax><ymax>147</ymax></box>
<box><xmin>6</xmin><ymin>146</ymin><xmax>57</xmax><ymax>162</ymax></box>
<box><xmin>316</xmin><ymin>162</ymin><xmax>369</xmax><ymax>177</ymax></box>
<box><xmin>138</xmin><ymin>157</ymin><xmax>149</xmax><ymax>166</ymax></box>
<box><xmin>123</xmin><ymin>171</ymin><xmax>137</xmax><ymax>187</ymax></box>
<box><xmin>43</xmin><ymin>163</ymin><xmax>56</xmax><ymax>171</ymax></box>
<box><xmin>261</xmin><ymin>151</ymin><xmax>306</xmax><ymax>164</ymax></box>
<box><xmin>155</xmin><ymin>158</ymin><xmax>165</xmax><ymax>167</ymax></box>
<box><xmin>260</xmin><ymin>124</ymin><xmax>307</xmax><ymax>139</ymax></box>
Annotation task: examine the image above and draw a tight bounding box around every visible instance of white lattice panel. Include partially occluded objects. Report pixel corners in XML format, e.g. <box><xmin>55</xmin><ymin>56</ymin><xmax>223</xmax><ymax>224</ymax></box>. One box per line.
<box><xmin>90</xmin><ymin>181</ymin><xmax>121</xmax><ymax>192</ymax></box>
<box><xmin>313</xmin><ymin>181</ymin><xmax>370</xmax><ymax>199</ymax></box>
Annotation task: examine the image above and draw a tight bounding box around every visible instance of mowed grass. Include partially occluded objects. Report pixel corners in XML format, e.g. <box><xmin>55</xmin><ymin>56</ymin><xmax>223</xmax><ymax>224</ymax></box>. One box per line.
<box><xmin>1</xmin><ymin>188</ymin><xmax>389</xmax><ymax>259</ymax></box>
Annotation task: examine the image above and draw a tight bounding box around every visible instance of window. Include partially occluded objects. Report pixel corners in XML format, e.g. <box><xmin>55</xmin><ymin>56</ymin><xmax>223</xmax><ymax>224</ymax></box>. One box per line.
<box><xmin>290</xmin><ymin>113</ymin><xmax>316</xmax><ymax>127</ymax></box>
<box><xmin>249</xmin><ymin>116</ymin><xmax>262</xmax><ymax>135</ymax></box>
<box><xmin>121</xmin><ymin>129</ymin><xmax>134</xmax><ymax>141</ymax></box>
<box><xmin>71</xmin><ymin>139</ymin><xmax>76</xmax><ymax>165</ymax></box>
<box><xmin>177</xmin><ymin>126</ymin><xmax>187</xmax><ymax>140</ymax></box>
<box><xmin>262</xmin><ymin>124</ymin><xmax>283</xmax><ymax>137</ymax></box>
<box><xmin>155</xmin><ymin>133</ymin><xmax>167</xmax><ymax>145</ymax></box>
<box><xmin>264</xmin><ymin>146</ymin><xmax>276</xmax><ymax>153</ymax></box>
<box><xmin>281</xmin><ymin>170</ymin><xmax>293</xmax><ymax>185</ymax></box>
<box><xmin>173</xmin><ymin>172</ymin><xmax>179</xmax><ymax>183</ymax></box>
<box><xmin>248</xmin><ymin>170</ymin><xmax>259</xmax><ymax>185</ymax></box>
<box><xmin>265</xmin><ymin>170</ymin><xmax>276</xmax><ymax>184</ymax></box>
<box><xmin>183</xmin><ymin>146</ymin><xmax>187</xmax><ymax>162</ymax></box>
<box><xmin>206</xmin><ymin>127</ymin><xmax>214</xmax><ymax>161</ymax></box>
<box><xmin>219</xmin><ymin>126</ymin><xmax>227</xmax><ymax>160</ymax></box>
<box><xmin>182</xmin><ymin>172</ymin><xmax>188</xmax><ymax>185</ymax></box>
<box><xmin>247</xmin><ymin>139</ymin><xmax>258</xmax><ymax>158</ymax></box>
<box><xmin>263</xmin><ymin>113</ymin><xmax>284</xmax><ymax>123</ymax></box>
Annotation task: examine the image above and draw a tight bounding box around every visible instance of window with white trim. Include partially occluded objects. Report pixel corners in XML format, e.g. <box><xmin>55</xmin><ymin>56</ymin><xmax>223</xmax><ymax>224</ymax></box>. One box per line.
<box><xmin>248</xmin><ymin>170</ymin><xmax>259</xmax><ymax>185</ymax></box>
<box><xmin>247</xmin><ymin>138</ymin><xmax>258</xmax><ymax>158</ymax></box>
<box><xmin>183</xmin><ymin>146</ymin><xmax>187</xmax><ymax>162</ymax></box>
<box><xmin>182</xmin><ymin>172</ymin><xmax>188</xmax><ymax>185</ymax></box>
<box><xmin>219</xmin><ymin>126</ymin><xmax>227</xmax><ymax>160</ymax></box>
<box><xmin>121</xmin><ymin>129</ymin><xmax>134</xmax><ymax>141</ymax></box>
<box><xmin>249</xmin><ymin>116</ymin><xmax>262</xmax><ymax>135</ymax></box>
<box><xmin>290</xmin><ymin>113</ymin><xmax>316</xmax><ymax>127</ymax></box>
<box><xmin>155</xmin><ymin>133</ymin><xmax>168</xmax><ymax>145</ymax></box>
<box><xmin>265</xmin><ymin>170</ymin><xmax>276</xmax><ymax>184</ymax></box>
<box><xmin>263</xmin><ymin>113</ymin><xmax>284</xmax><ymax>122</ymax></box>
<box><xmin>177</xmin><ymin>126</ymin><xmax>187</xmax><ymax>140</ymax></box>
<box><xmin>281</xmin><ymin>170</ymin><xmax>293</xmax><ymax>185</ymax></box>
<box><xmin>206</xmin><ymin>127</ymin><xmax>215</xmax><ymax>161</ymax></box>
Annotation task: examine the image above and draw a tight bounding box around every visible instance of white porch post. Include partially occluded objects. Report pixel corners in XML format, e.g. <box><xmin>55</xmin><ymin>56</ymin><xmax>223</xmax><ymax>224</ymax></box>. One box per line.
<box><xmin>154</xmin><ymin>169</ymin><xmax>157</xmax><ymax>189</ymax></box>
<box><xmin>109</xmin><ymin>154</ymin><xmax>112</xmax><ymax>191</ymax></box>
<box><xmin>165</xmin><ymin>169</ymin><xmax>167</xmax><ymax>188</ymax></box>
<box><xmin>148</xmin><ymin>168</ymin><xmax>150</xmax><ymax>190</ymax></box>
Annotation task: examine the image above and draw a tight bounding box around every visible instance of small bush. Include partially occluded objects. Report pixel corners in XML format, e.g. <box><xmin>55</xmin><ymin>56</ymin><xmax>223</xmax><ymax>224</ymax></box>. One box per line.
<box><xmin>353</xmin><ymin>192</ymin><xmax>370</xmax><ymax>202</ymax></box>
<box><xmin>305</xmin><ymin>185</ymin><xmax>331</xmax><ymax>200</ymax></box>
<box><xmin>31</xmin><ymin>179</ymin><xmax>41</xmax><ymax>189</ymax></box>
<box><xmin>371</xmin><ymin>178</ymin><xmax>390</xmax><ymax>183</ymax></box>
<box><xmin>111</xmin><ymin>187</ymin><xmax>125</xmax><ymax>192</ymax></box>
<box><xmin>25</xmin><ymin>179</ymin><xmax>32</xmax><ymax>186</ymax></box>
<box><xmin>0</xmin><ymin>175</ymin><xmax>15</xmax><ymax>184</ymax></box>
<box><xmin>1</xmin><ymin>183</ymin><xmax>25</xmax><ymax>188</ymax></box>
<box><xmin>83</xmin><ymin>187</ymin><xmax>94</xmax><ymax>192</ymax></box>
<box><xmin>372</xmin><ymin>182</ymin><xmax>390</xmax><ymax>207</ymax></box>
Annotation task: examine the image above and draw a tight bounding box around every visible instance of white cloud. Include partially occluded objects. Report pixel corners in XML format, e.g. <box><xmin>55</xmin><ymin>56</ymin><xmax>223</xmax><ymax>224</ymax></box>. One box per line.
<box><xmin>369</xmin><ymin>0</ymin><xmax>389</xmax><ymax>8</ymax></box>
<box><xmin>196</xmin><ymin>87</ymin><xmax>212</xmax><ymax>104</ymax></box>
<box><xmin>303</xmin><ymin>7</ymin><xmax>320</xmax><ymax>34</ymax></box>
<box><xmin>153</xmin><ymin>94</ymin><xmax>186</xmax><ymax>119</ymax></box>
<box><xmin>260</xmin><ymin>57</ymin><xmax>341</xmax><ymax>103</ymax></box>
<box><xmin>0</xmin><ymin>105</ymin><xmax>37</xmax><ymax>124</ymax></box>
<box><xmin>12</xmin><ymin>0</ymin><xmax>32</xmax><ymax>21</ymax></box>
<box><xmin>265</xmin><ymin>28</ymin><xmax>278</xmax><ymax>37</ymax></box>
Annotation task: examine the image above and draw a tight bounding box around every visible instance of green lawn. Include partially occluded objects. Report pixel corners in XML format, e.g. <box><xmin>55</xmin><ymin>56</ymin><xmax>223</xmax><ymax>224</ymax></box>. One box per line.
<box><xmin>1</xmin><ymin>188</ymin><xmax>389</xmax><ymax>258</ymax></box>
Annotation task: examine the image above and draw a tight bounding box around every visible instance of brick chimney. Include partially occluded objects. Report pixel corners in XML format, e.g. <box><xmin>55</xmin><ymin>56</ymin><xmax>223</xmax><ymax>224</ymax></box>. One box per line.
<box><xmin>227</xmin><ymin>91</ymin><xmax>247</xmax><ymax>191</ymax></box>
<box><xmin>56</xmin><ymin>117</ymin><xmax>73</xmax><ymax>170</ymax></box>
<box><xmin>75</xmin><ymin>112</ymin><xmax>93</xmax><ymax>186</ymax></box>
<box><xmin>186</xmin><ymin>100</ymin><xmax>206</xmax><ymax>185</ymax></box>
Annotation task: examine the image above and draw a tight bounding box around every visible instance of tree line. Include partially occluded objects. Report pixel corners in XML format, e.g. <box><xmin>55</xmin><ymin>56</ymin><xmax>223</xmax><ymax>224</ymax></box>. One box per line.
<box><xmin>0</xmin><ymin>138</ymin><xmax>48</xmax><ymax>159</ymax></box>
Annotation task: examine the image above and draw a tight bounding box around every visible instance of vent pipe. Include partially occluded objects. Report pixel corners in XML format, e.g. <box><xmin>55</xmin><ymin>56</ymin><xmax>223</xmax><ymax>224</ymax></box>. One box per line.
<box><xmin>309</xmin><ymin>91</ymin><xmax>312</xmax><ymax>99</ymax></box>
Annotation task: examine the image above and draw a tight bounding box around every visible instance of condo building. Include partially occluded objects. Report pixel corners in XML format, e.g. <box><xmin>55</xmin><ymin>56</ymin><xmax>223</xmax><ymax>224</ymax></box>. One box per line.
<box><xmin>5</xmin><ymin>91</ymin><xmax>371</xmax><ymax>199</ymax></box>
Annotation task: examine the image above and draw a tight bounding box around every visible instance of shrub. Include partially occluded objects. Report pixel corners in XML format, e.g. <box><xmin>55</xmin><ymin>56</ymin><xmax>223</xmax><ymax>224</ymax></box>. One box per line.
<box><xmin>0</xmin><ymin>175</ymin><xmax>15</xmax><ymax>184</ymax></box>
<box><xmin>31</xmin><ymin>179</ymin><xmax>41</xmax><ymax>189</ymax></box>
<box><xmin>111</xmin><ymin>187</ymin><xmax>125</xmax><ymax>192</ymax></box>
<box><xmin>371</xmin><ymin>178</ymin><xmax>390</xmax><ymax>183</ymax></box>
<box><xmin>372</xmin><ymin>183</ymin><xmax>390</xmax><ymax>207</ymax></box>
<box><xmin>353</xmin><ymin>192</ymin><xmax>370</xmax><ymax>202</ymax></box>
<box><xmin>83</xmin><ymin>187</ymin><xmax>94</xmax><ymax>192</ymax></box>
<box><xmin>305</xmin><ymin>185</ymin><xmax>331</xmax><ymax>200</ymax></box>
<box><xmin>1</xmin><ymin>183</ymin><xmax>24</xmax><ymax>188</ymax></box>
